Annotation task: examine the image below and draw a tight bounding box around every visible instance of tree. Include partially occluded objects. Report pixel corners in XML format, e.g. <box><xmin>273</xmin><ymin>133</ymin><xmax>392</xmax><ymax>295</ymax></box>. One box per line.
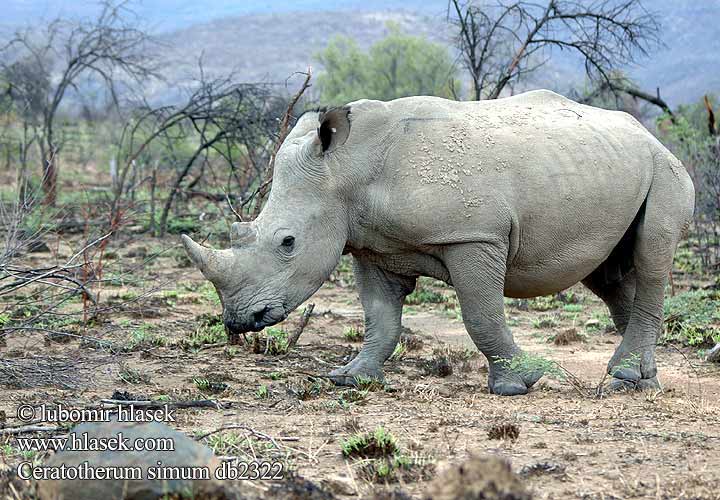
<box><xmin>660</xmin><ymin>95</ymin><xmax>719</xmax><ymax>271</ymax></box>
<box><xmin>317</xmin><ymin>24</ymin><xmax>458</xmax><ymax>105</ymax></box>
<box><xmin>111</xmin><ymin>70</ymin><xmax>281</xmax><ymax>236</ymax></box>
<box><xmin>449</xmin><ymin>0</ymin><xmax>661</xmax><ymax>100</ymax></box>
<box><xmin>0</xmin><ymin>0</ymin><xmax>156</xmax><ymax>205</ymax></box>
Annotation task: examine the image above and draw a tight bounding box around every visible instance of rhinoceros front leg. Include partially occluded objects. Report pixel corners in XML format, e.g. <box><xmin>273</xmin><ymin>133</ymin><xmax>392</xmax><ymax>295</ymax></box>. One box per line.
<box><xmin>443</xmin><ymin>242</ymin><xmax>542</xmax><ymax>396</ymax></box>
<box><xmin>329</xmin><ymin>256</ymin><xmax>416</xmax><ymax>385</ymax></box>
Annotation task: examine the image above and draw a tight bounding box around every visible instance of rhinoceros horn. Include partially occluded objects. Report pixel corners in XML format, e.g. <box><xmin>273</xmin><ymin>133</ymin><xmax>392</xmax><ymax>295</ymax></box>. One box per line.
<box><xmin>181</xmin><ymin>234</ymin><xmax>232</xmax><ymax>284</ymax></box>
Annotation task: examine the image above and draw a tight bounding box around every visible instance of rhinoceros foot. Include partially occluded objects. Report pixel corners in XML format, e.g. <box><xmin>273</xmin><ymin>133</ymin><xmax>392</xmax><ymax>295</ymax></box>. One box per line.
<box><xmin>328</xmin><ymin>356</ymin><xmax>384</xmax><ymax>386</ymax></box>
<box><xmin>608</xmin><ymin>376</ymin><xmax>661</xmax><ymax>392</ymax></box>
<box><xmin>488</xmin><ymin>358</ymin><xmax>543</xmax><ymax>396</ymax></box>
<box><xmin>607</xmin><ymin>338</ymin><xmax>657</xmax><ymax>387</ymax></box>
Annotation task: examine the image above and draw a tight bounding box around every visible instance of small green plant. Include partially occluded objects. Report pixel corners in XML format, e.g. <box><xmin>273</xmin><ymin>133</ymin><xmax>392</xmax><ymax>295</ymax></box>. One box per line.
<box><xmin>338</xmin><ymin>388</ymin><xmax>369</xmax><ymax>405</ymax></box>
<box><xmin>343</xmin><ymin>326</ymin><xmax>364</xmax><ymax>342</ymax></box>
<box><xmin>609</xmin><ymin>353</ymin><xmax>642</xmax><ymax>377</ymax></box>
<box><xmin>494</xmin><ymin>352</ymin><xmax>564</xmax><ymax>381</ymax></box>
<box><xmin>389</xmin><ymin>343</ymin><xmax>406</xmax><ymax>362</ymax></box>
<box><xmin>341</xmin><ymin>427</ymin><xmax>423</xmax><ymax>483</ymax></box>
<box><xmin>256</xmin><ymin>384</ymin><xmax>269</xmax><ymax>399</ymax></box>
<box><xmin>202</xmin><ymin>433</ymin><xmax>281</xmax><ymax>462</ymax></box>
<box><xmin>192</xmin><ymin>377</ymin><xmax>228</xmax><ymax>394</ymax></box>
<box><xmin>585</xmin><ymin>312</ymin><xmax>613</xmax><ymax>332</ymax></box>
<box><xmin>354</xmin><ymin>376</ymin><xmax>386</xmax><ymax>392</ymax></box>
<box><xmin>531</xmin><ymin>316</ymin><xmax>559</xmax><ymax>329</ymax></box>
<box><xmin>268</xmin><ymin>371</ymin><xmax>286</xmax><ymax>380</ymax></box>
<box><xmin>223</xmin><ymin>346</ymin><xmax>239</xmax><ymax>359</ymax></box>
<box><xmin>182</xmin><ymin>314</ymin><xmax>227</xmax><ymax>349</ymax></box>
<box><xmin>126</xmin><ymin>324</ymin><xmax>167</xmax><ymax>350</ymax></box>
<box><xmin>563</xmin><ymin>304</ymin><xmax>584</xmax><ymax>313</ymax></box>
<box><xmin>342</xmin><ymin>427</ymin><xmax>399</xmax><ymax>458</ymax></box>
<box><xmin>405</xmin><ymin>280</ymin><xmax>446</xmax><ymax>305</ymax></box>
<box><xmin>197</xmin><ymin>282</ymin><xmax>221</xmax><ymax>305</ymax></box>
<box><xmin>528</xmin><ymin>295</ymin><xmax>562</xmax><ymax>311</ymax></box>
<box><xmin>118</xmin><ymin>362</ymin><xmax>151</xmax><ymax>384</ymax></box>
<box><xmin>286</xmin><ymin>377</ymin><xmax>333</xmax><ymax>400</ymax></box>
<box><xmin>251</xmin><ymin>327</ymin><xmax>289</xmax><ymax>355</ymax></box>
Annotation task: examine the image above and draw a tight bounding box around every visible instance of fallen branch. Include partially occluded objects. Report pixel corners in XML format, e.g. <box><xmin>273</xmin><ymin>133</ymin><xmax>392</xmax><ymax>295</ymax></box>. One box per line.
<box><xmin>0</xmin><ymin>425</ymin><xmax>62</xmax><ymax>436</ymax></box>
<box><xmin>99</xmin><ymin>399</ymin><xmax>232</xmax><ymax>410</ymax></box>
<box><xmin>195</xmin><ymin>424</ymin><xmax>299</xmax><ymax>448</ymax></box>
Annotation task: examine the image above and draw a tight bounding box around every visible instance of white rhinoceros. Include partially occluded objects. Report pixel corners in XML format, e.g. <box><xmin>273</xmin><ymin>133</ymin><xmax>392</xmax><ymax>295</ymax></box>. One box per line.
<box><xmin>182</xmin><ymin>90</ymin><xmax>695</xmax><ymax>395</ymax></box>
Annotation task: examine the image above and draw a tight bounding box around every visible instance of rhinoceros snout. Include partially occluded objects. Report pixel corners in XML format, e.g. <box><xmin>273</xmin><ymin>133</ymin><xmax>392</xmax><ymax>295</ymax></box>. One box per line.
<box><xmin>223</xmin><ymin>304</ymin><xmax>285</xmax><ymax>334</ymax></box>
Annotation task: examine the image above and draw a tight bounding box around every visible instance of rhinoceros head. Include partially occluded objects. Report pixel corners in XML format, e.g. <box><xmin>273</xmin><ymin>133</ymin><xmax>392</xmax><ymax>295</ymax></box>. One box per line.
<box><xmin>182</xmin><ymin>107</ymin><xmax>353</xmax><ymax>334</ymax></box>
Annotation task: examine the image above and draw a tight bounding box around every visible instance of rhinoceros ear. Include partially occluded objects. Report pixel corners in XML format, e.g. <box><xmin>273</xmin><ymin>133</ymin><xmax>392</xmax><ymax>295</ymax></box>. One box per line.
<box><xmin>317</xmin><ymin>107</ymin><xmax>351</xmax><ymax>154</ymax></box>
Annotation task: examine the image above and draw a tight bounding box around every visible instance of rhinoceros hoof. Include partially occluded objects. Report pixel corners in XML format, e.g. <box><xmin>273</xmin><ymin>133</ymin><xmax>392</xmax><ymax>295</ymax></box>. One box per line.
<box><xmin>488</xmin><ymin>363</ymin><xmax>542</xmax><ymax>396</ymax></box>
<box><xmin>607</xmin><ymin>341</ymin><xmax>657</xmax><ymax>382</ymax></box>
<box><xmin>609</xmin><ymin>376</ymin><xmax>661</xmax><ymax>392</ymax></box>
<box><xmin>328</xmin><ymin>357</ymin><xmax>384</xmax><ymax>386</ymax></box>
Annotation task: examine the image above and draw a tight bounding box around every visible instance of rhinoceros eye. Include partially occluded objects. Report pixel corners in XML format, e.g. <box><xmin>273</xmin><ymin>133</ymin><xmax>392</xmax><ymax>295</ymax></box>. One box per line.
<box><xmin>281</xmin><ymin>236</ymin><xmax>295</xmax><ymax>248</ymax></box>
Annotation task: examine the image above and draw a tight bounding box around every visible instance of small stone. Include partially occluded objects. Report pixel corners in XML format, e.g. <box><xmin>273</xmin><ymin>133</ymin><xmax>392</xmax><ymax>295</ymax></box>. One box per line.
<box><xmin>584</xmin><ymin>319</ymin><xmax>600</xmax><ymax>329</ymax></box>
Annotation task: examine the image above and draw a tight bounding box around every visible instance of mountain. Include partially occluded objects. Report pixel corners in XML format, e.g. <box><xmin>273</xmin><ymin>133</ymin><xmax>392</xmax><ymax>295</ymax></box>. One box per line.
<box><xmin>2</xmin><ymin>1</ymin><xmax>718</xmax><ymax>106</ymax></box>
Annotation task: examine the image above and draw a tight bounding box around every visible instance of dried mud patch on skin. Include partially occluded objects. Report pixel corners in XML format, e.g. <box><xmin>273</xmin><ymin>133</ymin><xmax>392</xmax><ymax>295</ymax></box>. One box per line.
<box><xmin>424</xmin><ymin>455</ymin><xmax>531</xmax><ymax>500</ymax></box>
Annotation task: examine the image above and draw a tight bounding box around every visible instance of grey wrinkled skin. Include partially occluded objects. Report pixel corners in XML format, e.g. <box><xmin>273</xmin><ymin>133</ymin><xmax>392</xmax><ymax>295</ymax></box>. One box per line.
<box><xmin>183</xmin><ymin>90</ymin><xmax>695</xmax><ymax>396</ymax></box>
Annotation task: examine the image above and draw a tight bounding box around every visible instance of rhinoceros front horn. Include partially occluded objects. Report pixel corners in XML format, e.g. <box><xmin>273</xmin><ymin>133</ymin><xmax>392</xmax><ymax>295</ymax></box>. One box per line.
<box><xmin>181</xmin><ymin>234</ymin><xmax>209</xmax><ymax>268</ymax></box>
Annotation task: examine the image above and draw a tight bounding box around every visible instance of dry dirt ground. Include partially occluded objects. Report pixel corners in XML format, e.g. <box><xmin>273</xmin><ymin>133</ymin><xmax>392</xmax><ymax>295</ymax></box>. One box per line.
<box><xmin>1</xmin><ymin>237</ymin><xmax>719</xmax><ymax>499</ymax></box>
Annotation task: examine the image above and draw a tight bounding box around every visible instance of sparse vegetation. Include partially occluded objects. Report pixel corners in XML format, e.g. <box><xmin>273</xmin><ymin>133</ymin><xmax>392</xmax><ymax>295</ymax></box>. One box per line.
<box><xmin>126</xmin><ymin>324</ymin><xmax>168</xmax><ymax>350</ymax></box>
<box><xmin>663</xmin><ymin>290</ymin><xmax>720</xmax><ymax>346</ymax></box>
<box><xmin>192</xmin><ymin>376</ymin><xmax>229</xmax><ymax>394</ymax></box>
<box><xmin>251</xmin><ymin>327</ymin><xmax>290</xmax><ymax>355</ymax></box>
<box><xmin>405</xmin><ymin>280</ymin><xmax>447</xmax><ymax>306</ymax></box>
<box><xmin>342</xmin><ymin>427</ymin><xmax>399</xmax><ymax>458</ymax></box>
<box><xmin>286</xmin><ymin>377</ymin><xmax>334</xmax><ymax>400</ymax></box>
<box><xmin>343</xmin><ymin>326</ymin><xmax>364</xmax><ymax>342</ymax></box>
<box><xmin>181</xmin><ymin>313</ymin><xmax>227</xmax><ymax>349</ymax></box>
<box><xmin>528</xmin><ymin>295</ymin><xmax>563</xmax><ymax>312</ymax></box>
<box><xmin>532</xmin><ymin>315</ymin><xmax>559</xmax><ymax>329</ymax></box>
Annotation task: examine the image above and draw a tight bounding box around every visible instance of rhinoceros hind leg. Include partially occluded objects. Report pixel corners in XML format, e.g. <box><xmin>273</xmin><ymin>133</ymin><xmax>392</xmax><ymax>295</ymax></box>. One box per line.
<box><xmin>328</xmin><ymin>255</ymin><xmax>416</xmax><ymax>386</ymax></box>
<box><xmin>606</xmin><ymin>175</ymin><xmax>693</xmax><ymax>388</ymax></box>
<box><xmin>443</xmin><ymin>242</ymin><xmax>541</xmax><ymax>396</ymax></box>
<box><xmin>582</xmin><ymin>269</ymin><xmax>636</xmax><ymax>336</ymax></box>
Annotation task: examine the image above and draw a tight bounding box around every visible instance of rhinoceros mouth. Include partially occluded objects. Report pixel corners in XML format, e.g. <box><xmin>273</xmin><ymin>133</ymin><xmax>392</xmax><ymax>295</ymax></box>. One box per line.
<box><xmin>225</xmin><ymin>303</ymin><xmax>287</xmax><ymax>336</ymax></box>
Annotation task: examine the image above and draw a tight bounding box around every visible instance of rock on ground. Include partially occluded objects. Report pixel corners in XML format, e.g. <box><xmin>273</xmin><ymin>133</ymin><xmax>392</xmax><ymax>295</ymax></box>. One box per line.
<box><xmin>424</xmin><ymin>455</ymin><xmax>531</xmax><ymax>500</ymax></box>
<box><xmin>36</xmin><ymin>420</ymin><xmax>228</xmax><ymax>500</ymax></box>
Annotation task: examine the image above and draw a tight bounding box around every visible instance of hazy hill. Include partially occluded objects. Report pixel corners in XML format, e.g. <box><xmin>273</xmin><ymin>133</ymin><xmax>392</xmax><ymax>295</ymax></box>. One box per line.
<box><xmin>158</xmin><ymin>3</ymin><xmax>719</xmax><ymax>106</ymax></box>
<box><xmin>2</xmin><ymin>1</ymin><xmax>718</xmax><ymax>106</ymax></box>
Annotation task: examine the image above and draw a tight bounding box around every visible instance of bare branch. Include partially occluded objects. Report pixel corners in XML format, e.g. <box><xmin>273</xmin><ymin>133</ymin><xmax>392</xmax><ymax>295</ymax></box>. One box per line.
<box><xmin>449</xmin><ymin>0</ymin><xmax>661</xmax><ymax>100</ymax></box>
